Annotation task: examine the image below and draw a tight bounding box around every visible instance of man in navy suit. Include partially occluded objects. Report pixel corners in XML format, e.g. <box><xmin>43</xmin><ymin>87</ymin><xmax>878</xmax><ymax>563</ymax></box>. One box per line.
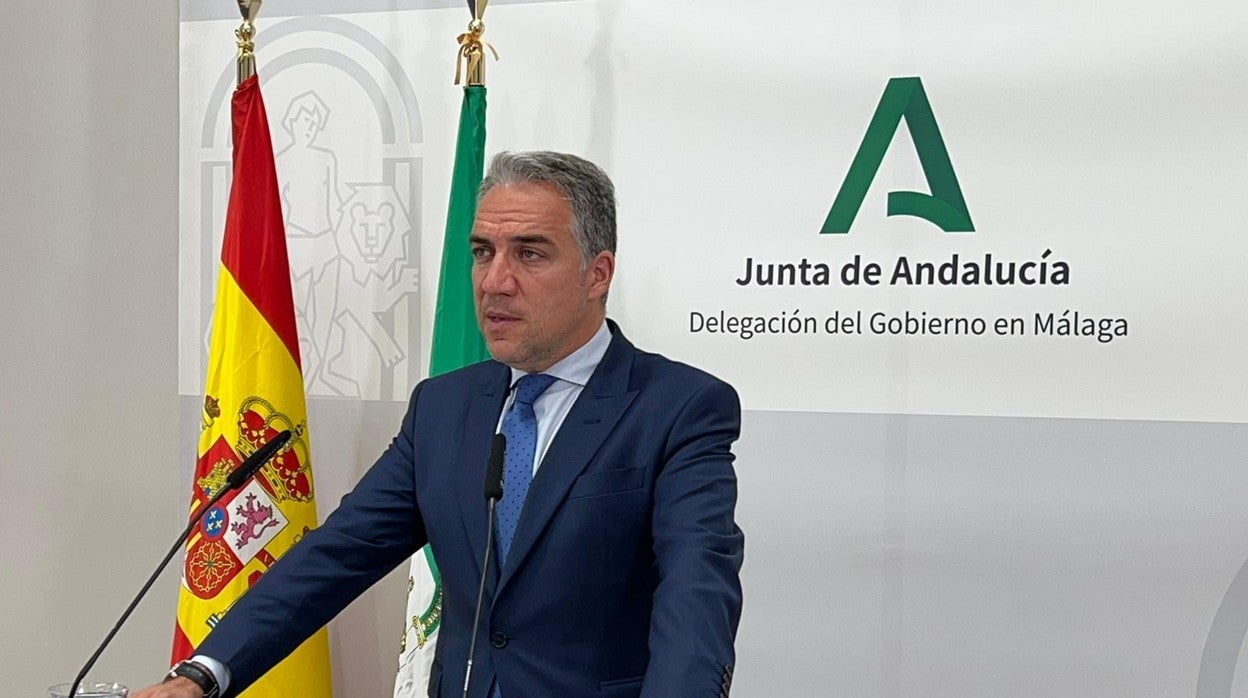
<box><xmin>138</xmin><ymin>152</ymin><xmax>743</xmax><ymax>698</ymax></box>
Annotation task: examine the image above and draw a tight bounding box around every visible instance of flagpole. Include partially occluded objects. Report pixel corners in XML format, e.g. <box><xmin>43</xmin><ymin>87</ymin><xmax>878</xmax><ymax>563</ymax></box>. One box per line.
<box><xmin>235</xmin><ymin>0</ymin><xmax>261</xmax><ymax>85</ymax></box>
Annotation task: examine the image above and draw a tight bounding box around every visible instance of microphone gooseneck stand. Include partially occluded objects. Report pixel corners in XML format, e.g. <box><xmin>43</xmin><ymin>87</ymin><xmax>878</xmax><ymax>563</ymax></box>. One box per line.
<box><xmin>66</xmin><ymin>430</ymin><xmax>293</xmax><ymax>698</ymax></box>
<box><xmin>463</xmin><ymin>433</ymin><xmax>507</xmax><ymax>698</ymax></box>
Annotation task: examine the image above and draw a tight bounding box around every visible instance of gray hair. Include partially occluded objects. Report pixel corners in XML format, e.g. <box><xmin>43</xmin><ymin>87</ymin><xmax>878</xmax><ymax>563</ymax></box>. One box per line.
<box><xmin>478</xmin><ymin>151</ymin><xmax>617</xmax><ymax>267</ymax></box>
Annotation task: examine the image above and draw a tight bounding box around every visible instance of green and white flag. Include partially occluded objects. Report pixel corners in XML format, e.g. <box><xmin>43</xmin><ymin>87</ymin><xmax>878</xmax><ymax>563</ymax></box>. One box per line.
<box><xmin>394</xmin><ymin>80</ymin><xmax>490</xmax><ymax>698</ymax></box>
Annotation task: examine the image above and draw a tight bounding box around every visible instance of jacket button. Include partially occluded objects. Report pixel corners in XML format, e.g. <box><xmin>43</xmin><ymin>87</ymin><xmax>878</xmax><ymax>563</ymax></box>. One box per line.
<box><xmin>490</xmin><ymin>631</ymin><xmax>509</xmax><ymax>648</ymax></box>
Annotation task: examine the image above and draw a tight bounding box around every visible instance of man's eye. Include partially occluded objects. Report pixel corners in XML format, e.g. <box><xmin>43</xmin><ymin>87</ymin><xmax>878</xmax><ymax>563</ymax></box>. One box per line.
<box><xmin>519</xmin><ymin>249</ymin><xmax>541</xmax><ymax>260</ymax></box>
<box><xmin>471</xmin><ymin>247</ymin><xmax>490</xmax><ymax>259</ymax></box>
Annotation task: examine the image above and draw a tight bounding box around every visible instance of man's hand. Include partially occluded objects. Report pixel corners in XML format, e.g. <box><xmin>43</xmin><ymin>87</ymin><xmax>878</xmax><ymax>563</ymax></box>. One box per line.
<box><xmin>130</xmin><ymin>677</ymin><xmax>204</xmax><ymax>698</ymax></box>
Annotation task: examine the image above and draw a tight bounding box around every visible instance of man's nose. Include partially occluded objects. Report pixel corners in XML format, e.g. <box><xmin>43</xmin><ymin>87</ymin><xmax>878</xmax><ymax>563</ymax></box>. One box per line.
<box><xmin>479</xmin><ymin>256</ymin><xmax>517</xmax><ymax>295</ymax></box>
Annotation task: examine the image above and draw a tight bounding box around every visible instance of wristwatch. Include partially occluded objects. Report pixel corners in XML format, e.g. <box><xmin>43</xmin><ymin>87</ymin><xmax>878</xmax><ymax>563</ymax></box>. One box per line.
<box><xmin>165</xmin><ymin>660</ymin><xmax>221</xmax><ymax>698</ymax></box>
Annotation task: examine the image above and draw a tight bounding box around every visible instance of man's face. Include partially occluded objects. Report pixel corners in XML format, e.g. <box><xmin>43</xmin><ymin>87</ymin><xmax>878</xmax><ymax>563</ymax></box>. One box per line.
<box><xmin>470</xmin><ymin>182</ymin><xmax>613</xmax><ymax>373</ymax></box>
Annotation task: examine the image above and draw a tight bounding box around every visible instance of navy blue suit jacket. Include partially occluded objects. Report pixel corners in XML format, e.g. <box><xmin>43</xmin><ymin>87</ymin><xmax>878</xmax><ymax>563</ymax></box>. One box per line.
<box><xmin>199</xmin><ymin>322</ymin><xmax>744</xmax><ymax>697</ymax></box>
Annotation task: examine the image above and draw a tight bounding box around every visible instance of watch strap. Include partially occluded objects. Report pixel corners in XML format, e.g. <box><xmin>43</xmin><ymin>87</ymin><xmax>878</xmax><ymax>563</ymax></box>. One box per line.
<box><xmin>166</xmin><ymin>659</ymin><xmax>220</xmax><ymax>698</ymax></box>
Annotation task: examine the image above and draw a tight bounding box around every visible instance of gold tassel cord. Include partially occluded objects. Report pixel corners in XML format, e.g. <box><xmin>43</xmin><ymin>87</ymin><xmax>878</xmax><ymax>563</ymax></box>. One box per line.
<box><xmin>236</xmin><ymin>21</ymin><xmax>256</xmax><ymax>60</ymax></box>
<box><xmin>455</xmin><ymin>18</ymin><xmax>499</xmax><ymax>86</ymax></box>
<box><xmin>236</xmin><ymin>20</ymin><xmax>257</xmax><ymax>84</ymax></box>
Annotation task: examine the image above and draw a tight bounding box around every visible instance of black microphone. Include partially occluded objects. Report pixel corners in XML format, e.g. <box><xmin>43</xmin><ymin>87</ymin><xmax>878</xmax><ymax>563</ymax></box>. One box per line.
<box><xmin>226</xmin><ymin>429</ymin><xmax>292</xmax><ymax>489</ymax></box>
<box><xmin>66</xmin><ymin>430</ymin><xmax>294</xmax><ymax>698</ymax></box>
<box><xmin>483</xmin><ymin>434</ymin><xmax>506</xmax><ymax>501</ymax></box>
<box><xmin>464</xmin><ymin>433</ymin><xmax>506</xmax><ymax>698</ymax></box>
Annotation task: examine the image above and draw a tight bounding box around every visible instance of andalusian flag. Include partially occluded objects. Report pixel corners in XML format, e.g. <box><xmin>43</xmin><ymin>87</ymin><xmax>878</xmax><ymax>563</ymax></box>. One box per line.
<box><xmin>394</xmin><ymin>82</ymin><xmax>490</xmax><ymax>698</ymax></box>
<box><xmin>173</xmin><ymin>75</ymin><xmax>333</xmax><ymax>698</ymax></box>
<box><xmin>430</xmin><ymin>85</ymin><xmax>491</xmax><ymax>375</ymax></box>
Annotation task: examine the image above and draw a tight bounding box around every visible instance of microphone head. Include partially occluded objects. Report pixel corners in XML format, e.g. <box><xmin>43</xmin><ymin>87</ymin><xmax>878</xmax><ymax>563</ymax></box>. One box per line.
<box><xmin>483</xmin><ymin>433</ymin><xmax>506</xmax><ymax>501</ymax></box>
<box><xmin>226</xmin><ymin>429</ymin><xmax>293</xmax><ymax>490</ymax></box>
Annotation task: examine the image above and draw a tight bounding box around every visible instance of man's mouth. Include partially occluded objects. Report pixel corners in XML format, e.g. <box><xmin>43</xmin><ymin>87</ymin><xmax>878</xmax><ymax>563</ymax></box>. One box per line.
<box><xmin>483</xmin><ymin>311</ymin><xmax>521</xmax><ymax>326</ymax></box>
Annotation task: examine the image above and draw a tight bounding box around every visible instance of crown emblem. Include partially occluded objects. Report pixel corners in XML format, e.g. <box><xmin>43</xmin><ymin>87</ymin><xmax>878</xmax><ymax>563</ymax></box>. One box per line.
<box><xmin>235</xmin><ymin>396</ymin><xmax>313</xmax><ymax>502</ymax></box>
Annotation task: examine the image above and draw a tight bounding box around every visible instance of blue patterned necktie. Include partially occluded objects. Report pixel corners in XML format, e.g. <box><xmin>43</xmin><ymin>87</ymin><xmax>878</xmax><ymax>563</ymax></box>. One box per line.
<box><xmin>495</xmin><ymin>373</ymin><xmax>558</xmax><ymax>566</ymax></box>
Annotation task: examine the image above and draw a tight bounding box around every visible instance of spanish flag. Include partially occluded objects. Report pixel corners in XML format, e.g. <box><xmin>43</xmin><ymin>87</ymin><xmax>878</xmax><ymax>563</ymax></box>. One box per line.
<box><xmin>173</xmin><ymin>75</ymin><xmax>333</xmax><ymax>697</ymax></box>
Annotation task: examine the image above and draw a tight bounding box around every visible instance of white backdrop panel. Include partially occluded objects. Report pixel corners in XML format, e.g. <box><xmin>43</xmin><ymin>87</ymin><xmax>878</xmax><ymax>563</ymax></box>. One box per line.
<box><xmin>176</xmin><ymin>3</ymin><xmax>1248</xmax><ymax>698</ymax></box>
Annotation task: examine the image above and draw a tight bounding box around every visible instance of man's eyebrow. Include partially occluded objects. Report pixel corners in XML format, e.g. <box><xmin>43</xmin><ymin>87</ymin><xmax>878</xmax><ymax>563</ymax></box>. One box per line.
<box><xmin>469</xmin><ymin>233</ymin><xmax>556</xmax><ymax>245</ymax></box>
<box><xmin>512</xmin><ymin>234</ymin><xmax>555</xmax><ymax>246</ymax></box>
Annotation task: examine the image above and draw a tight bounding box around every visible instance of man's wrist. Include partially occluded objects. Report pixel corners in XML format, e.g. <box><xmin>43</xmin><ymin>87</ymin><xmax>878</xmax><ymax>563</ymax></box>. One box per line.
<box><xmin>165</xmin><ymin>660</ymin><xmax>220</xmax><ymax>698</ymax></box>
<box><xmin>188</xmin><ymin>655</ymin><xmax>230</xmax><ymax>695</ymax></box>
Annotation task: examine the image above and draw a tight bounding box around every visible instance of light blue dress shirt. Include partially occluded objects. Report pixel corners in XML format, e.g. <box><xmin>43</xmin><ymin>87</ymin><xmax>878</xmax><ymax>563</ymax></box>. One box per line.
<box><xmin>498</xmin><ymin>319</ymin><xmax>611</xmax><ymax>473</ymax></box>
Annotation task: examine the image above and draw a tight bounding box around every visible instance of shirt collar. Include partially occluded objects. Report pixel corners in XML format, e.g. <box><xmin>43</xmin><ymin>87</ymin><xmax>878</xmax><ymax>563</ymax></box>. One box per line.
<box><xmin>508</xmin><ymin>319</ymin><xmax>612</xmax><ymax>389</ymax></box>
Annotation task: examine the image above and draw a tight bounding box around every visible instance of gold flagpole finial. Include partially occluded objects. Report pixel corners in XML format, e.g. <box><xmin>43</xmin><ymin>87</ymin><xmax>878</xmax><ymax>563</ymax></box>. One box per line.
<box><xmin>235</xmin><ymin>0</ymin><xmax>263</xmax><ymax>85</ymax></box>
<box><xmin>455</xmin><ymin>2</ymin><xmax>498</xmax><ymax>87</ymax></box>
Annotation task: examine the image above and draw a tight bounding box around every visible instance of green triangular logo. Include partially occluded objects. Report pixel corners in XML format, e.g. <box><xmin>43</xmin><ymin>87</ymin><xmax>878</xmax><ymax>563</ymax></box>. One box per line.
<box><xmin>822</xmin><ymin>77</ymin><xmax>974</xmax><ymax>234</ymax></box>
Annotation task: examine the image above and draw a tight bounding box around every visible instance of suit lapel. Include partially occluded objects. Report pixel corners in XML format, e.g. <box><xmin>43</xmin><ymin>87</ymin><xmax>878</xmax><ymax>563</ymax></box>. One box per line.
<box><xmin>456</xmin><ymin>363</ymin><xmax>510</xmax><ymax>580</ymax></box>
<box><xmin>497</xmin><ymin>326</ymin><xmax>638</xmax><ymax>593</ymax></box>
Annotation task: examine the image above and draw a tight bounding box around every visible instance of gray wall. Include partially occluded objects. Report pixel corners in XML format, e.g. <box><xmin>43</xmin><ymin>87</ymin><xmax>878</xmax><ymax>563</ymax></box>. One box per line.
<box><xmin>0</xmin><ymin>2</ymin><xmax>181</xmax><ymax>694</ymax></box>
<box><xmin>732</xmin><ymin>411</ymin><xmax>1248</xmax><ymax>696</ymax></box>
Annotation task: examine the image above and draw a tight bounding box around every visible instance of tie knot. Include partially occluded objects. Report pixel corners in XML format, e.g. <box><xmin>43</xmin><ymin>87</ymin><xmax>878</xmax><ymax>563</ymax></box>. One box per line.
<box><xmin>512</xmin><ymin>373</ymin><xmax>557</xmax><ymax>406</ymax></box>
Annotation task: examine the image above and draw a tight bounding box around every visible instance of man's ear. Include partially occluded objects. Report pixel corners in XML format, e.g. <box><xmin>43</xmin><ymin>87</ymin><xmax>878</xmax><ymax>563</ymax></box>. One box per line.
<box><xmin>586</xmin><ymin>251</ymin><xmax>615</xmax><ymax>302</ymax></box>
